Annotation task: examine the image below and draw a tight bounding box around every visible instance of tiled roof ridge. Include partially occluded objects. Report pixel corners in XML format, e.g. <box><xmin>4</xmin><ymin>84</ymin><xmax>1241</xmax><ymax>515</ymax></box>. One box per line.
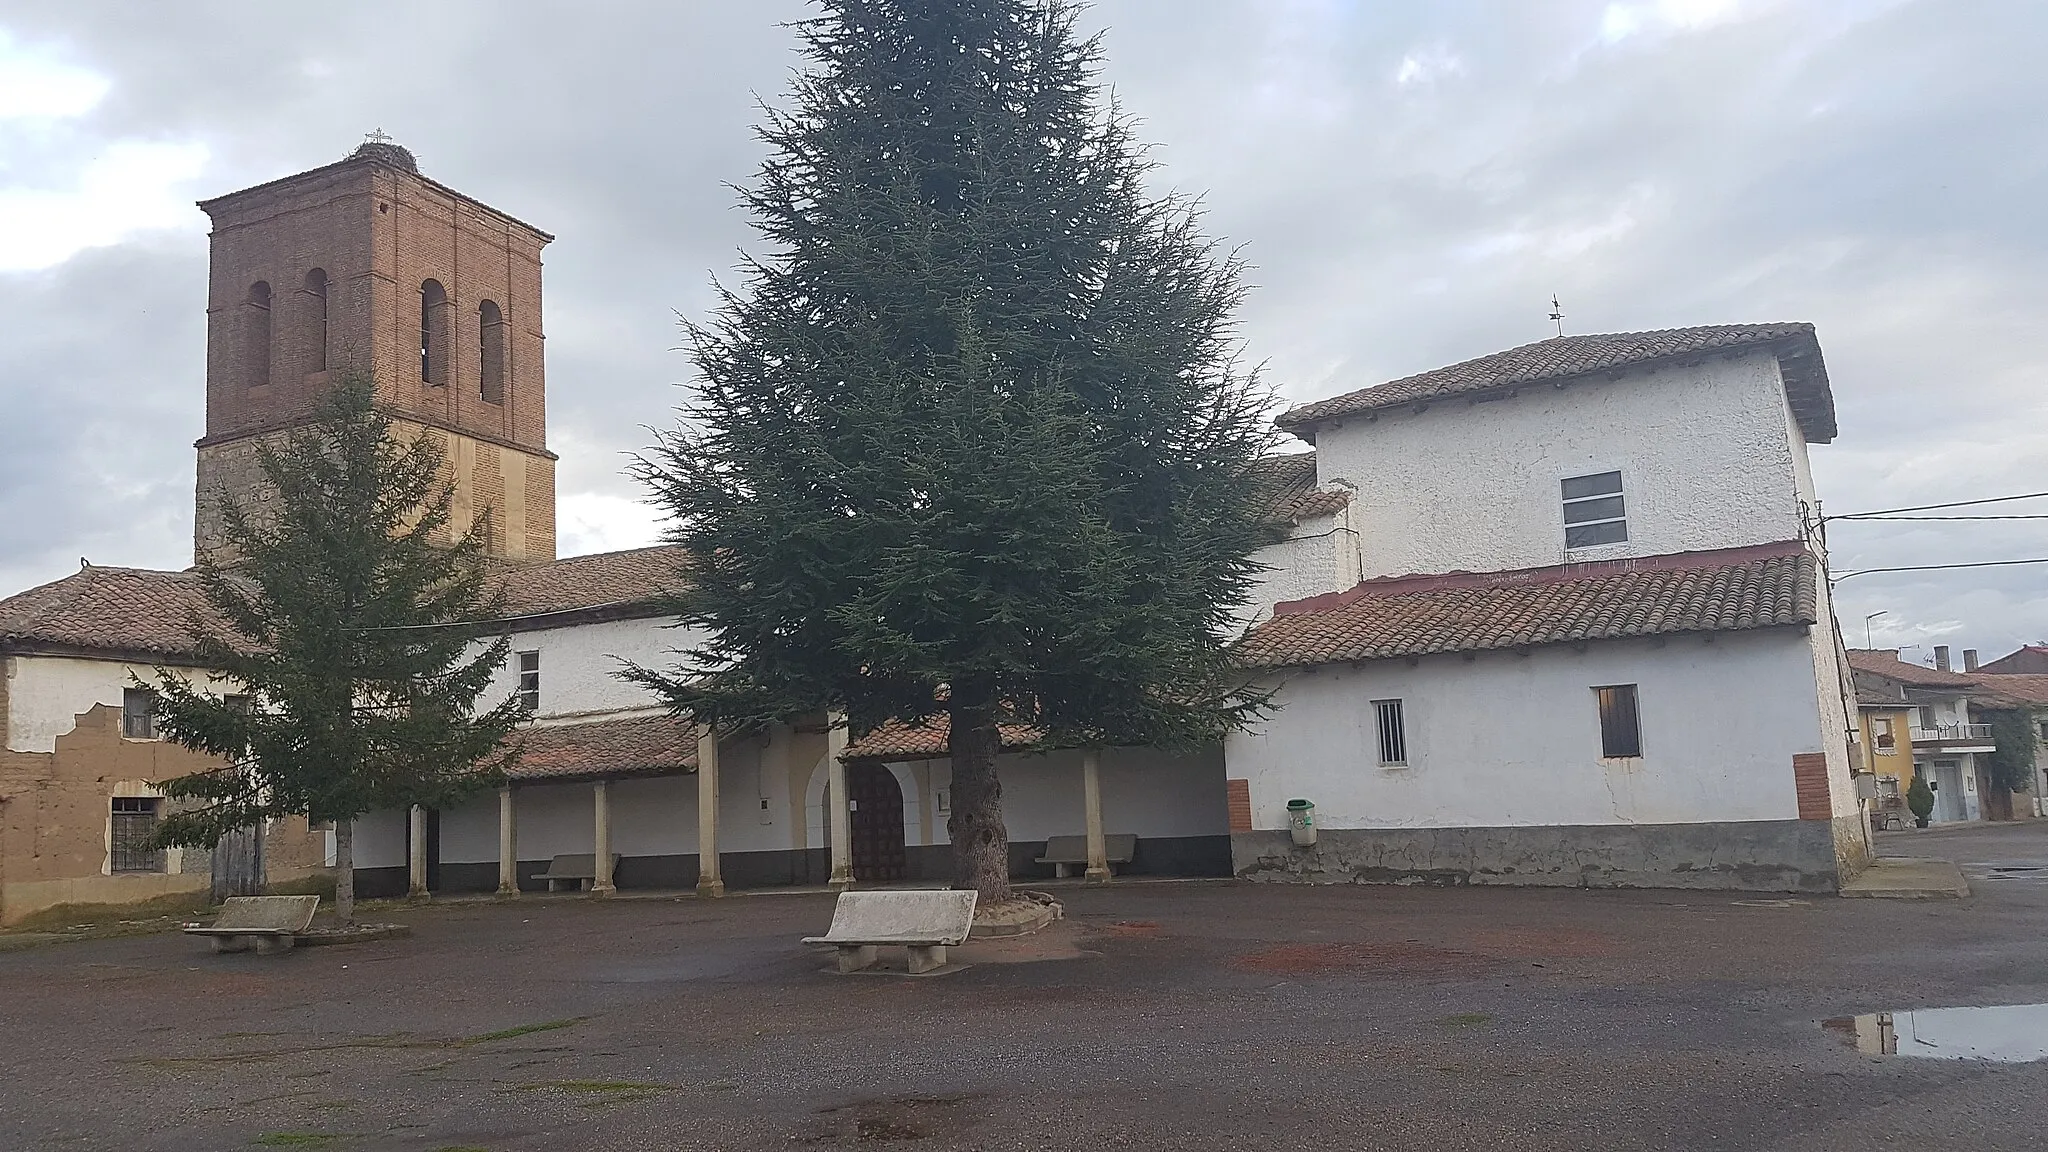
<box><xmin>0</xmin><ymin>564</ymin><xmax>212</xmax><ymax>655</ymax></box>
<box><xmin>1275</xmin><ymin>322</ymin><xmax>1832</xmax><ymax>442</ymax></box>
<box><xmin>1240</xmin><ymin>546</ymin><xmax>1817</xmax><ymax>668</ymax></box>
<box><xmin>1843</xmin><ymin>648</ymin><xmax>1981</xmax><ymax>689</ymax></box>
<box><xmin>1276</xmin><ymin>539</ymin><xmax>1810</xmax><ymax>617</ymax></box>
<box><xmin>1966</xmin><ymin>673</ymin><xmax>2048</xmax><ymax>707</ymax></box>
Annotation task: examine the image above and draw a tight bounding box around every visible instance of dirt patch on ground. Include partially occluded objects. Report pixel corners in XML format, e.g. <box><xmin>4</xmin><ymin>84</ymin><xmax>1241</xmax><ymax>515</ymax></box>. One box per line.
<box><xmin>1102</xmin><ymin>920</ymin><xmax>1162</xmax><ymax>938</ymax></box>
<box><xmin>1468</xmin><ymin>926</ymin><xmax>1619</xmax><ymax>959</ymax></box>
<box><xmin>795</xmin><ymin>1094</ymin><xmax>978</xmax><ymax>1144</ymax></box>
<box><xmin>1231</xmin><ymin>940</ymin><xmax>1489</xmax><ymax>977</ymax></box>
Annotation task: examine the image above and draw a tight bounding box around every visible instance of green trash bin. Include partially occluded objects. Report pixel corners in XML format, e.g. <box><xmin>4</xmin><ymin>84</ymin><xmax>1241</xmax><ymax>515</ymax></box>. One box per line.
<box><xmin>1286</xmin><ymin>798</ymin><xmax>1317</xmax><ymax>847</ymax></box>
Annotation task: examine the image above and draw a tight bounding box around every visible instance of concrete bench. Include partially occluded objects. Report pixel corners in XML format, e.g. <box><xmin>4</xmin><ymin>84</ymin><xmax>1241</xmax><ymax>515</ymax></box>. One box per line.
<box><xmin>533</xmin><ymin>853</ymin><xmax>620</xmax><ymax>892</ymax></box>
<box><xmin>182</xmin><ymin>895</ymin><xmax>320</xmax><ymax>954</ymax></box>
<box><xmin>802</xmin><ymin>890</ymin><xmax>978</xmax><ymax>974</ymax></box>
<box><xmin>1035</xmin><ymin>833</ymin><xmax>1137</xmax><ymax>878</ymax></box>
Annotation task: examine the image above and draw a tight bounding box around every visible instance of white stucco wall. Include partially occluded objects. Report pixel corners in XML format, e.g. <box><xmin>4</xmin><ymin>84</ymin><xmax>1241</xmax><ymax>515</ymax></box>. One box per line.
<box><xmin>5</xmin><ymin>655</ymin><xmax>216</xmax><ymax>754</ymax></box>
<box><xmin>350</xmin><ymin>807</ymin><xmax>408</xmax><ymax>869</ymax></box>
<box><xmin>1226</xmin><ymin>629</ymin><xmax>1825</xmax><ymax>831</ymax></box>
<box><xmin>1312</xmin><ymin>350</ymin><xmax>1807</xmax><ymax>579</ymax></box>
<box><xmin>849</xmin><ymin>746</ymin><xmax>1229</xmax><ymax>845</ymax></box>
<box><xmin>1238</xmin><ymin>504</ymin><xmax>1361</xmax><ymax>632</ymax></box>
<box><xmin>430</xmin><ymin>733</ymin><xmax>790</xmax><ymax>863</ymax></box>
<box><xmin>479</xmin><ymin>615</ymin><xmax>709</xmax><ymax>720</ymax></box>
<box><xmin>1781</xmin><ymin>394</ymin><xmax>1860</xmax><ymax>820</ymax></box>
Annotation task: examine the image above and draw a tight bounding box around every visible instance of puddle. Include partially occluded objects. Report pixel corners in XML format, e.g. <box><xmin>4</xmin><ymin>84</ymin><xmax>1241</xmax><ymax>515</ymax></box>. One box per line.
<box><xmin>1822</xmin><ymin>1003</ymin><xmax>2048</xmax><ymax>1062</ymax></box>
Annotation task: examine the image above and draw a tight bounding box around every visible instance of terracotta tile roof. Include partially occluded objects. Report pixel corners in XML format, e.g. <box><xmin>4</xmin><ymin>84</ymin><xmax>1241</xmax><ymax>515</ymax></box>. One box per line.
<box><xmin>1251</xmin><ymin>452</ymin><xmax>1350</xmax><ymax>525</ymax></box>
<box><xmin>494</xmin><ymin>545</ymin><xmax>685</xmax><ymax>619</ymax></box>
<box><xmin>1237</xmin><ymin>542</ymin><xmax>1818</xmax><ymax>668</ymax></box>
<box><xmin>0</xmin><ymin>565</ymin><xmax>220</xmax><ymax>660</ymax></box>
<box><xmin>1967</xmin><ymin>674</ymin><xmax>2048</xmax><ymax>708</ymax></box>
<box><xmin>1276</xmin><ymin>323</ymin><xmax>1836</xmax><ymax>444</ymax></box>
<box><xmin>841</xmin><ymin>716</ymin><xmax>1044</xmax><ymax>761</ymax></box>
<box><xmin>1843</xmin><ymin>649</ymin><xmax>1980</xmax><ymax>690</ymax></box>
<box><xmin>508</xmin><ymin>713</ymin><xmax>699</xmax><ymax>782</ymax></box>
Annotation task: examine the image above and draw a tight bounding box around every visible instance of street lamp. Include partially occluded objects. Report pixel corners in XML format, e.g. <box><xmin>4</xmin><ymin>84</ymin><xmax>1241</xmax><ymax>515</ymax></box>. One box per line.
<box><xmin>1864</xmin><ymin>610</ymin><xmax>1889</xmax><ymax>650</ymax></box>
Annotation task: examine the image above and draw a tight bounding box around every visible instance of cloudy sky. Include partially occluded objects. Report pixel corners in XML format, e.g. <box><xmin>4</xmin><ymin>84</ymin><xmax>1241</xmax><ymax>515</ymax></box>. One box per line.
<box><xmin>2</xmin><ymin>0</ymin><xmax>2044</xmax><ymax>663</ymax></box>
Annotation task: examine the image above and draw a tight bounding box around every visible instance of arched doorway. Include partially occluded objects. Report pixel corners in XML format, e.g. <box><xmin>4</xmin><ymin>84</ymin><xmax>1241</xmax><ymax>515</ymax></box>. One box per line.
<box><xmin>848</xmin><ymin>761</ymin><xmax>907</xmax><ymax>884</ymax></box>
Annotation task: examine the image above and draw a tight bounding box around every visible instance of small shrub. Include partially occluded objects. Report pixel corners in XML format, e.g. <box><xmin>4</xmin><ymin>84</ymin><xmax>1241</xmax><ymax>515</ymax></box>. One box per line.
<box><xmin>1906</xmin><ymin>775</ymin><xmax>1935</xmax><ymax>826</ymax></box>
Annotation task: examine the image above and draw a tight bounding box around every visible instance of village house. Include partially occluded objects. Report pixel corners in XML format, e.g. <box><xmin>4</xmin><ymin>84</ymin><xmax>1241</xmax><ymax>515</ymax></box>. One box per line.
<box><xmin>0</xmin><ymin>565</ymin><xmax>330</xmax><ymax>926</ymax></box>
<box><xmin>1845</xmin><ymin>647</ymin><xmax>1997</xmax><ymax>825</ymax></box>
<box><xmin>1958</xmin><ymin>645</ymin><xmax>2048</xmax><ymax>817</ymax></box>
<box><xmin>0</xmin><ymin>142</ymin><xmax>1883</xmax><ymax>921</ymax></box>
<box><xmin>1224</xmin><ymin>326</ymin><xmax>1870</xmax><ymax>892</ymax></box>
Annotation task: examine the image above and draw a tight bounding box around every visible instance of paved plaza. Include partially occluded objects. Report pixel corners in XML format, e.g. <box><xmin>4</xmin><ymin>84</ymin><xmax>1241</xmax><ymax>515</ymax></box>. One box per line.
<box><xmin>3</xmin><ymin>823</ymin><xmax>2046</xmax><ymax>1151</ymax></box>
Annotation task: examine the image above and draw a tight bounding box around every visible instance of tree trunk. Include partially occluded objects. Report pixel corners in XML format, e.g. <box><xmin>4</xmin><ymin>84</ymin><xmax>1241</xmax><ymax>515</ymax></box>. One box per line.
<box><xmin>334</xmin><ymin>819</ymin><xmax>355</xmax><ymax>925</ymax></box>
<box><xmin>209</xmin><ymin>823</ymin><xmax>265</xmax><ymax>905</ymax></box>
<box><xmin>947</xmin><ymin>688</ymin><xmax>1013</xmax><ymax>905</ymax></box>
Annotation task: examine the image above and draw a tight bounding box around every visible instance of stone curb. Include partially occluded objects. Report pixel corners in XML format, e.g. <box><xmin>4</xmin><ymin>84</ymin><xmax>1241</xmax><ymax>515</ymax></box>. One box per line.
<box><xmin>1838</xmin><ymin>857</ymin><xmax>1970</xmax><ymax>900</ymax></box>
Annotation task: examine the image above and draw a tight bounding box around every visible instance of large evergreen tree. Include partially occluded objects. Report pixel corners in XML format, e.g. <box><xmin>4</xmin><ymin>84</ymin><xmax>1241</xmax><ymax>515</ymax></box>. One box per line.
<box><xmin>633</xmin><ymin>0</ymin><xmax>1275</xmax><ymax>905</ymax></box>
<box><xmin>147</xmin><ymin>374</ymin><xmax>525</xmax><ymax>923</ymax></box>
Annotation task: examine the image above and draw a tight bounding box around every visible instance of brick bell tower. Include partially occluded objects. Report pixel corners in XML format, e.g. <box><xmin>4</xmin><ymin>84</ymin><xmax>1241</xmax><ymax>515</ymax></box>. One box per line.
<box><xmin>193</xmin><ymin>136</ymin><xmax>557</xmax><ymax>565</ymax></box>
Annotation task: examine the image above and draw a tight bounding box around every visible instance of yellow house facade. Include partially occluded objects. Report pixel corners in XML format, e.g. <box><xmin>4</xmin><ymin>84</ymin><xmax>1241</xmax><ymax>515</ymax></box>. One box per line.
<box><xmin>1857</xmin><ymin>704</ymin><xmax>1915</xmax><ymax>827</ymax></box>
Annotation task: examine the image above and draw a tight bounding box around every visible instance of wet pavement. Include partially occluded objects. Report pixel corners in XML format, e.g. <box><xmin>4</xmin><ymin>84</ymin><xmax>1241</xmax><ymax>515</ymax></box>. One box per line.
<box><xmin>3</xmin><ymin>821</ymin><xmax>2046</xmax><ymax>1151</ymax></box>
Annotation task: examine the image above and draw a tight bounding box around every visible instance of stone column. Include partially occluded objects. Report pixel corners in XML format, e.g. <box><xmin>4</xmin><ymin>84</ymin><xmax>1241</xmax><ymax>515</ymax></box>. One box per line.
<box><xmin>496</xmin><ymin>785</ymin><xmax>518</xmax><ymax>896</ymax></box>
<box><xmin>697</xmin><ymin>724</ymin><xmax>725</xmax><ymax>897</ymax></box>
<box><xmin>827</xmin><ymin>716</ymin><xmax>854</xmax><ymax>891</ymax></box>
<box><xmin>1083</xmin><ymin>747</ymin><xmax>1111</xmax><ymax>884</ymax></box>
<box><xmin>592</xmin><ymin>779</ymin><xmax>615</xmax><ymax>895</ymax></box>
<box><xmin>407</xmin><ymin>804</ymin><xmax>428</xmax><ymax>898</ymax></box>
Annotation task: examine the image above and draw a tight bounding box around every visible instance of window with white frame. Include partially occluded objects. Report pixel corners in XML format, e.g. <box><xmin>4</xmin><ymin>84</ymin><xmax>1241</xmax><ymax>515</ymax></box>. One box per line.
<box><xmin>1562</xmin><ymin>471</ymin><xmax>1627</xmax><ymax>549</ymax></box>
<box><xmin>1372</xmin><ymin>699</ymin><xmax>1408</xmax><ymax>766</ymax></box>
<box><xmin>516</xmin><ymin>651</ymin><xmax>540</xmax><ymax>713</ymax></box>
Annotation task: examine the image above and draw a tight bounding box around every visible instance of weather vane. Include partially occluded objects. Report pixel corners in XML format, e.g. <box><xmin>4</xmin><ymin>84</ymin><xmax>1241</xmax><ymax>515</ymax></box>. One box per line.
<box><xmin>1548</xmin><ymin>294</ymin><xmax>1565</xmax><ymax>338</ymax></box>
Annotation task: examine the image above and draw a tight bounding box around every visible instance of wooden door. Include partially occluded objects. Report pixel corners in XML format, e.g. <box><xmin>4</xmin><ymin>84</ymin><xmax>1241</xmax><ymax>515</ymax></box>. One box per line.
<box><xmin>848</xmin><ymin>762</ymin><xmax>907</xmax><ymax>884</ymax></box>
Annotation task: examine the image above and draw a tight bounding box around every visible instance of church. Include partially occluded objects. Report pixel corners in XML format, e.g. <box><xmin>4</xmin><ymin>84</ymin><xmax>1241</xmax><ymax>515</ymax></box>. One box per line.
<box><xmin>0</xmin><ymin>141</ymin><xmax>1867</xmax><ymax>926</ymax></box>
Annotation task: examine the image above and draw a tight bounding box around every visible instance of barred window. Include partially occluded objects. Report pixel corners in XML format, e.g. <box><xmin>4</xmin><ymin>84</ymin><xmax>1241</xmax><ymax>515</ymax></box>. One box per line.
<box><xmin>110</xmin><ymin>797</ymin><xmax>166</xmax><ymax>873</ymax></box>
<box><xmin>122</xmin><ymin>687</ymin><xmax>158</xmax><ymax>740</ymax></box>
<box><xmin>517</xmin><ymin>650</ymin><xmax>540</xmax><ymax>713</ymax></box>
<box><xmin>1596</xmin><ymin>684</ymin><xmax>1642</xmax><ymax>759</ymax></box>
<box><xmin>1372</xmin><ymin>699</ymin><xmax>1407</xmax><ymax>766</ymax></box>
<box><xmin>1562</xmin><ymin>471</ymin><xmax>1627</xmax><ymax>549</ymax></box>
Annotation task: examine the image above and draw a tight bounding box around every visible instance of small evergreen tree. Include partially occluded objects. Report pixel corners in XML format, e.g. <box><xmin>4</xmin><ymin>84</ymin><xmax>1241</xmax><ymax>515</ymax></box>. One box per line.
<box><xmin>631</xmin><ymin>0</ymin><xmax>1275</xmax><ymax>905</ymax></box>
<box><xmin>146</xmin><ymin>373</ymin><xmax>525</xmax><ymax>923</ymax></box>
<box><xmin>1981</xmin><ymin>707</ymin><xmax>2038</xmax><ymax>795</ymax></box>
<box><xmin>1906</xmin><ymin>774</ymin><xmax>1936</xmax><ymax>826</ymax></box>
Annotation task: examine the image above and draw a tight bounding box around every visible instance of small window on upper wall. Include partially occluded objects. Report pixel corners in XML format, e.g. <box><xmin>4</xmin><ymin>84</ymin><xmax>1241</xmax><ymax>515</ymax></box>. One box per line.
<box><xmin>1595</xmin><ymin>684</ymin><xmax>1642</xmax><ymax>758</ymax></box>
<box><xmin>122</xmin><ymin>687</ymin><xmax>159</xmax><ymax>740</ymax></box>
<box><xmin>1562</xmin><ymin>471</ymin><xmax>1627</xmax><ymax>549</ymax></box>
<box><xmin>517</xmin><ymin>650</ymin><xmax>540</xmax><ymax>713</ymax></box>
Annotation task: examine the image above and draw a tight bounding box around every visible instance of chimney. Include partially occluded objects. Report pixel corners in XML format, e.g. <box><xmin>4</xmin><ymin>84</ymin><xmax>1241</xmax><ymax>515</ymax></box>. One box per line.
<box><xmin>1964</xmin><ymin>649</ymin><xmax>1980</xmax><ymax>673</ymax></box>
<box><xmin>1934</xmin><ymin>645</ymin><xmax>1951</xmax><ymax>672</ymax></box>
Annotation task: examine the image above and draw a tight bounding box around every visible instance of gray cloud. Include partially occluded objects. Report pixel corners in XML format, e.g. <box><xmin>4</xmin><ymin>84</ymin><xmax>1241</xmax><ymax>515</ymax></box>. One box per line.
<box><xmin>2</xmin><ymin>0</ymin><xmax>2044</xmax><ymax>659</ymax></box>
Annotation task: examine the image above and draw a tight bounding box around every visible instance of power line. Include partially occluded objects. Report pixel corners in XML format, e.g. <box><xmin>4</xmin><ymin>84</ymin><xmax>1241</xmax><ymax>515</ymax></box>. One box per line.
<box><xmin>1828</xmin><ymin>491</ymin><xmax>2048</xmax><ymax>520</ymax></box>
<box><xmin>1831</xmin><ymin>557</ymin><xmax>2048</xmax><ymax>581</ymax></box>
<box><xmin>1834</xmin><ymin>513</ymin><xmax>2048</xmax><ymax>522</ymax></box>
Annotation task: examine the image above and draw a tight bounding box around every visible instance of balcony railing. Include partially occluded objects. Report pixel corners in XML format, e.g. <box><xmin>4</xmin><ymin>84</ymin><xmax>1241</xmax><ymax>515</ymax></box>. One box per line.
<box><xmin>1910</xmin><ymin>723</ymin><xmax>1993</xmax><ymax>743</ymax></box>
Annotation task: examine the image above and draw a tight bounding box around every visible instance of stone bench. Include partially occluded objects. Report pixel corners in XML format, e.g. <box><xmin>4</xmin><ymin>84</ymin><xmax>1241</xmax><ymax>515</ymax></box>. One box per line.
<box><xmin>1035</xmin><ymin>833</ymin><xmax>1137</xmax><ymax>878</ymax></box>
<box><xmin>802</xmin><ymin>890</ymin><xmax>978</xmax><ymax>974</ymax></box>
<box><xmin>533</xmin><ymin>853</ymin><xmax>620</xmax><ymax>892</ymax></box>
<box><xmin>182</xmin><ymin>895</ymin><xmax>320</xmax><ymax>954</ymax></box>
